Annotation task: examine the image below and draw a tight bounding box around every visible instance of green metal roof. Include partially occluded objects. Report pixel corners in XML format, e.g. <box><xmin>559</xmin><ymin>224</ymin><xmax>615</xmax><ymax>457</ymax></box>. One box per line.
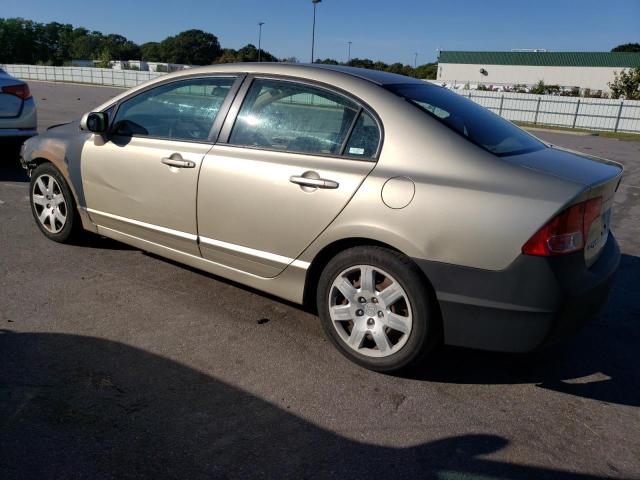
<box><xmin>438</xmin><ymin>51</ymin><xmax>640</xmax><ymax>68</ymax></box>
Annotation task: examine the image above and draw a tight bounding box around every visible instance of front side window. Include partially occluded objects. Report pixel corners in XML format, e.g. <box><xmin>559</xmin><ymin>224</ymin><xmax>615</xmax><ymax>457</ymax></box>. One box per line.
<box><xmin>229</xmin><ymin>79</ymin><xmax>361</xmax><ymax>156</ymax></box>
<box><xmin>112</xmin><ymin>77</ymin><xmax>236</xmax><ymax>142</ymax></box>
<box><xmin>386</xmin><ymin>83</ymin><xmax>544</xmax><ymax>156</ymax></box>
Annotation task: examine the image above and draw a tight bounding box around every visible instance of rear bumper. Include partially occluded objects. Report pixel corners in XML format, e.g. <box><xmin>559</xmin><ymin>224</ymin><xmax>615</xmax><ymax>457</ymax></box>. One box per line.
<box><xmin>415</xmin><ymin>234</ymin><xmax>620</xmax><ymax>352</ymax></box>
<box><xmin>0</xmin><ymin>97</ymin><xmax>37</xmax><ymax>136</ymax></box>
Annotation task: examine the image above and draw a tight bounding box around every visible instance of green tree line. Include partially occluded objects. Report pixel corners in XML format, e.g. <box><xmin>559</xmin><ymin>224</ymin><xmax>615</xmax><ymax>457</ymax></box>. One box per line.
<box><xmin>316</xmin><ymin>57</ymin><xmax>437</xmax><ymax>79</ymax></box>
<box><xmin>0</xmin><ymin>17</ymin><xmax>437</xmax><ymax>78</ymax></box>
<box><xmin>0</xmin><ymin>18</ymin><xmax>277</xmax><ymax>66</ymax></box>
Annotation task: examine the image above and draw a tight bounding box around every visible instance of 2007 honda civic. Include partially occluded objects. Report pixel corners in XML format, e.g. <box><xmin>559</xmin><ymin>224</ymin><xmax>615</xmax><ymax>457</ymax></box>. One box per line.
<box><xmin>20</xmin><ymin>63</ymin><xmax>622</xmax><ymax>372</ymax></box>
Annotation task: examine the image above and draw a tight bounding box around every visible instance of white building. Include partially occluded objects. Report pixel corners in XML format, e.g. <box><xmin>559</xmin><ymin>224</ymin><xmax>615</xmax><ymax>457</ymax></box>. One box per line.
<box><xmin>437</xmin><ymin>51</ymin><xmax>640</xmax><ymax>92</ymax></box>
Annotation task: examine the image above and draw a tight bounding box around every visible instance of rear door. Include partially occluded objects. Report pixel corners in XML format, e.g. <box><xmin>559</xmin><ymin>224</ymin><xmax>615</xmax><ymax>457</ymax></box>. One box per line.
<box><xmin>81</xmin><ymin>75</ymin><xmax>239</xmax><ymax>255</ymax></box>
<box><xmin>197</xmin><ymin>77</ymin><xmax>382</xmax><ymax>277</ymax></box>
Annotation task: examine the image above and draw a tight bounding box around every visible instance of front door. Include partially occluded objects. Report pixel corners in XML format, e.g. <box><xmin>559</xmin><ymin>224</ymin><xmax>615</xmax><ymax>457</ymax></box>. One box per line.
<box><xmin>81</xmin><ymin>76</ymin><xmax>237</xmax><ymax>255</ymax></box>
<box><xmin>197</xmin><ymin>77</ymin><xmax>382</xmax><ymax>277</ymax></box>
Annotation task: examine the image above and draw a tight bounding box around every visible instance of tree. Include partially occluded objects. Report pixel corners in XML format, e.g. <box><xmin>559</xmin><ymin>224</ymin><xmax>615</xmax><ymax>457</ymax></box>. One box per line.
<box><xmin>103</xmin><ymin>34</ymin><xmax>140</xmax><ymax>60</ymax></box>
<box><xmin>160</xmin><ymin>29</ymin><xmax>221</xmax><ymax>65</ymax></box>
<box><xmin>140</xmin><ymin>42</ymin><xmax>163</xmax><ymax>62</ymax></box>
<box><xmin>609</xmin><ymin>68</ymin><xmax>640</xmax><ymax>100</ymax></box>
<box><xmin>69</xmin><ymin>30</ymin><xmax>105</xmax><ymax>60</ymax></box>
<box><xmin>236</xmin><ymin>44</ymin><xmax>277</xmax><ymax>62</ymax></box>
<box><xmin>94</xmin><ymin>48</ymin><xmax>112</xmax><ymax>69</ymax></box>
<box><xmin>0</xmin><ymin>18</ymin><xmax>39</xmax><ymax>63</ymax></box>
<box><xmin>414</xmin><ymin>63</ymin><xmax>437</xmax><ymax>79</ymax></box>
<box><xmin>611</xmin><ymin>43</ymin><xmax>640</xmax><ymax>52</ymax></box>
<box><xmin>316</xmin><ymin>58</ymin><xmax>339</xmax><ymax>65</ymax></box>
<box><xmin>216</xmin><ymin>44</ymin><xmax>278</xmax><ymax>64</ymax></box>
<box><xmin>530</xmin><ymin>80</ymin><xmax>547</xmax><ymax>95</ymax></box>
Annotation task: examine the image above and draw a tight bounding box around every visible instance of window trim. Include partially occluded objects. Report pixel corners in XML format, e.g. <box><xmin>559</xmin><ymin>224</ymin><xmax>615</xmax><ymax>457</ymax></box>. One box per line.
<box><xmin>105</xmin><ymin>73</ymin><xmax>245</xmax><ymax>145</ymax></box>
<box><xmin>338</xmin><ymin>106</ymin><xmax>363</xmax><ymax>156</ymax></box>
<box><xmin>217</xmin><ymin>74</ymin><xmax>384</xmax><ymax>162</ymax></box>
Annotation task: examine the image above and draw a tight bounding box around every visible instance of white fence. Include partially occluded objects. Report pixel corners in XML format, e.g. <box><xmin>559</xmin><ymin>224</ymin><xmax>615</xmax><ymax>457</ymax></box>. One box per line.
<box><xmin>1</xmin><ymin>64</ymin><xmax>166</xmax><ymax>88</ymax></box>
<box><xmin>453</xmin><ymin>90</ymin><xmax>640</xmax><ymax>134</ymax></box>
<box><xmin>2</xmin><ymin>64</ymin><xmax>639</xmax><ymax>133</ymax></box>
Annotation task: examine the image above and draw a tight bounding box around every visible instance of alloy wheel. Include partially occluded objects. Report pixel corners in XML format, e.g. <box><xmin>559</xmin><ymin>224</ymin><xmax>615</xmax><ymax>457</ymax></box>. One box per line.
<box><xmin>328</xmin><ymin>264</ymin><xmax>413</xmax><ymax>358</ymax></box>
<box><xmin>32</xmin><ymin>174</ymin><xmax>67</xmax><ymax>234</ymax></box>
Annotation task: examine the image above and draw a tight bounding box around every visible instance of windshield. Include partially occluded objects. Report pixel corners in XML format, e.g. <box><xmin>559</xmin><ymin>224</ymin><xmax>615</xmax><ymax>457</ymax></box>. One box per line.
<box><xmin>386</xmin><ymin>83</ymin><xmax>545</xmax><ymax>157</ymax></box>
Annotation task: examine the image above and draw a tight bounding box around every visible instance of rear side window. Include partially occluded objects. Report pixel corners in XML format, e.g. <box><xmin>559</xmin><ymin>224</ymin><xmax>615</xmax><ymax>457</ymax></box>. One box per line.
<box><xmin>229</xmin><ymin>79</ymin><xmax>364</xmax><ymax>156</ymax></box>
<box><xmin>386</xmin><ymin>83</ymin><xmax>544</xmax><ymax>156</ymax></box>
<box><xmin>112</xmin><ymin>77</ymin><xmax>236</xmax><ymax>142</ymax></box>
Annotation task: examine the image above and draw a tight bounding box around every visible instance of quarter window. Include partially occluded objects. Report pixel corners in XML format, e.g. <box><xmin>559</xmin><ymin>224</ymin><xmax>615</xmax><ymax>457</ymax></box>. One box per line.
<box><xmin>229</xmin><ymin>79</ymin><xmax>363</xmax><ymax>156</ymax></box>
<box><xmin>344</xmin><ymin>111</ymin><xmax>380</xmax><ymax>158</ymax></box>
<box><xmin>112</xmin><ymin>77</ymin><xmax>236</xmax><ymax>142</ymax></box>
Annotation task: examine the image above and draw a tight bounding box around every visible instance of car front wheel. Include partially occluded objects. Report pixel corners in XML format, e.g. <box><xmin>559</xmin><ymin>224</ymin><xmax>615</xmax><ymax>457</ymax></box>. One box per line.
<box><xmin>29</xmin><ymin>163</ymin><xmax>82</xmax><ymax>243</ymax></box>
<box><xmin>317</xmin><ymin>246</ymin><xmax>439</xmax><ymax>372</ymax></box>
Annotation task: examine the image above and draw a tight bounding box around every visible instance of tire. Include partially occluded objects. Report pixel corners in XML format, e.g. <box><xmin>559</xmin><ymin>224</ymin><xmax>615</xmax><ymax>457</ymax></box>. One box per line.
<box><xmin>29</xmin><ymin>163</ymin><xmax>83</xmax><ymax>243</ymax></box>
<box><xmin>317</xmin><ymin>246</ymin><xmax>440</xmax><ymax>373</ymax></box>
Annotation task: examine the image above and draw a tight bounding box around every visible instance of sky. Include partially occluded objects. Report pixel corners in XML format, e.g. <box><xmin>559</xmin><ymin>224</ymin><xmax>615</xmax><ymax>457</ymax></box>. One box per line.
<box><xmin>4</xmin><ymin>0</ymin><xmax>640</xmax><ymax>64</ymax></box>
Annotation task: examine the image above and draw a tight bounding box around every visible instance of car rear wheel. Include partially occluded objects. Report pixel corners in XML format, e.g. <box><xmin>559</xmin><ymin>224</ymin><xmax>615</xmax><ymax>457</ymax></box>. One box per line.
<box><xmin>317</xmin><ymin>246</ymin><xmax>439</xmax><ymax>372</ymax></box>
<box><xmin>29</xmin><ymin>163</ymin><xmax>82</xmax><ymax>243</ymax></box>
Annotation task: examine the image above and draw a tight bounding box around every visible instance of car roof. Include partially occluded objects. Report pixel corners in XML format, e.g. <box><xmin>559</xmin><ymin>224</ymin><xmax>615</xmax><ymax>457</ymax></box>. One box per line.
<box><xmin>177</xmin><ymin>62</ymin><xmax>425</xmax><ymax>87</ymax></box>
<box><xmin>306</xmin><ymin>64</ymin><xmax>426</xmax><ymax>86</ymax></box>
<box><xmin>95</xmin><ymin>62</ymin><xmax>428</xmax><ymax>112</ymax></box>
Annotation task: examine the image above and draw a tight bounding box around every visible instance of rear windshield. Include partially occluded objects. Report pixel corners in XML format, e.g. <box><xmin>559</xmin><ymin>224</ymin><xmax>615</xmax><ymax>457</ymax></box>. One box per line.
<box><xmin>386</xmin><ymin>83</ymin><xmax>545</xmax><ymax>157</ymax></box>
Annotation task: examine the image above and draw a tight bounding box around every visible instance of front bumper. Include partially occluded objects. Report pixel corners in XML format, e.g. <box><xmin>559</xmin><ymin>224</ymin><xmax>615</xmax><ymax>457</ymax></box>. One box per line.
<box><xmin>0</xmin><ymin>128</ymin><xmax>38</xmax><ymax>138</ymax></box>
<box><xmin>415</xmin><ymin>234</ymin><xmax>620</xmax><ymax>352</ymax></box>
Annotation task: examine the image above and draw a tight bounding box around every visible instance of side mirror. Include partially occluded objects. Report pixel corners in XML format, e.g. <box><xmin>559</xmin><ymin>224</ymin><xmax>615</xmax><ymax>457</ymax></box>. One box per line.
<box><xmin>80</xmin><ymin>112</ymin><xmax>109</xmax><ymax>134</ymax></box>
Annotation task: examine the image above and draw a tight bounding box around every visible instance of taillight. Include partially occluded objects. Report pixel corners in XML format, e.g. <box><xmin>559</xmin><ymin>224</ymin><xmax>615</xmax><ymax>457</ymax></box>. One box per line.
<box><xmin>1</xmin><ymin>84</ymin><xmax>31</xmax><ymax>100</ymax></box>
<box><xmin>522</xmin><ymin>197</ymin><xmax>603</xmax><ymax>256</ymax></box>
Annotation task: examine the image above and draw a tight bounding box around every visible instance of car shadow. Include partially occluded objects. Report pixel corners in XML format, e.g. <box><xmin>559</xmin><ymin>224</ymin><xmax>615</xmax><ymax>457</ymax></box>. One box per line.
<box><xmin>146</xmin><ymin>249</ymin><xmax>640</xmax><ymax>408</ymax></box>
<box><xmin>0</xmin><ymin>330</ymin><xmax>626</xmax><ymax>479</ymax></box>
<box><xmin>0</xmin><ymin>140</ymin><xmax>29</xmax><ymax>182</ymax></box>
<box><xmin>406</xmin><ymin>254</ymin><xmax>640</xmax><ymax>407</ymax></box>
<box><xmin>101</xmin><ymin>246</ymin><xmax>640</xmax><ymax>409</ymax></box>
<box><xmin>72</xmin><ymin>232</ymin><xmax>137</xmax><ymax>251</ymax></box>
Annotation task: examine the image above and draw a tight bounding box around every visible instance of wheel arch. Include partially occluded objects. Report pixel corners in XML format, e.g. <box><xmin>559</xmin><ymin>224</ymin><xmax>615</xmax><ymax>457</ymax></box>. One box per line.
<box><xmin>28</xmin><ymin>158</ymin><xmax>97</xmax><ymax>234</ymax></box>
<box><xmin>302</xmin><ymin>237</ymin><xmax>439</xmax><ymax>316</ymax></box>
<box><xmin>24</xmin><ymin>155</ymin><xmax>53</xmax><ymax>170</ymax></box>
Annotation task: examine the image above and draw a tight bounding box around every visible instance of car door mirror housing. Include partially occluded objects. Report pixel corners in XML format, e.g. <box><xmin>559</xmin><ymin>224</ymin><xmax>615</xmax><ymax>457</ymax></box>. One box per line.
<box><xmin>81</xmin><ymin>112</ymin><xmax>109</xmax><ymax>133</ymax></box>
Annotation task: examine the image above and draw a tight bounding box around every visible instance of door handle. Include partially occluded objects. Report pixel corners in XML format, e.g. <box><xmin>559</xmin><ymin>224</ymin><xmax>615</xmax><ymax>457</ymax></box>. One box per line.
<box><xmin>161</xmin><ymin>156</ymin><xmax>196</xmax><ymax>168</ymax></box>
<box><xmin>289</xmin><ymin>175</ymin><xmax>339</xmax><ymax>189</ymax></box>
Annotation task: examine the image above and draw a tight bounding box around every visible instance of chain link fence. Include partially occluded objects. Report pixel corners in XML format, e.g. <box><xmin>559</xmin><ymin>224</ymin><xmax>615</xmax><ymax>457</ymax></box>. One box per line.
<box><xmin>2</xmin><ymin>64</ymin><xmax>639</xmax><ymax>133</ymax></box>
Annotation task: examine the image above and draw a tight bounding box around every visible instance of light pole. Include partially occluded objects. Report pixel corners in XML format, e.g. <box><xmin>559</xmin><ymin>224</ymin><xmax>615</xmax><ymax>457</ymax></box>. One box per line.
<box><xmin>348</xmin><ymin>41</ymin><xmax>352</xmax><ymax>63</ymax></box>
<box><xmin>311</xmin><ymin>0</ymin><xmax>322</xmax><ymax>63</ymax></box>
<box><xmin>414</xmin><ymin>52</ymin><xmax>418</xmax><ymax>68</ymax></box>
<box><xmin>258</xmin><ymin>22</ymin><xmax>265</xmax><ymax>62</ymax></box>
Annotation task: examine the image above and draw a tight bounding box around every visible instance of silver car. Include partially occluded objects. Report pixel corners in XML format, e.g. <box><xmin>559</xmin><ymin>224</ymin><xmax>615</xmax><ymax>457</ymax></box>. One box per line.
<box><xmin>20</xmin><ymin>64</ymin><xmax>622</xmax><ymax>372</ymax></box>
<box><xmin>0</xmin><ymin>68</ymin><xmax>37</xmax><ymax>140</ymax></box>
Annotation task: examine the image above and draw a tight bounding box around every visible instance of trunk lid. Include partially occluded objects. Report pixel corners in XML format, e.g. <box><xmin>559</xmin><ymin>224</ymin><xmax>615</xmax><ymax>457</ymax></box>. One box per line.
<box><xmin>506</xmin><ymin>145</ymin><xmax>623</xmax><ymax>266</ymax></box>
<box><xmin>0</xmin><ymin>75</ymin><xmax>25</xmax><ymax>118</ymax></box>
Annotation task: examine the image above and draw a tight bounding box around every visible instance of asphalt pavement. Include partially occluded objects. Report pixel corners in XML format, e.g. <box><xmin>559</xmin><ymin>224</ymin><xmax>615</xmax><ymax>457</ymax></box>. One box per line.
<box><xmin>1</xmin><ymin>81</ymin><xmax>639</xmax><ymax>479</ymax></box>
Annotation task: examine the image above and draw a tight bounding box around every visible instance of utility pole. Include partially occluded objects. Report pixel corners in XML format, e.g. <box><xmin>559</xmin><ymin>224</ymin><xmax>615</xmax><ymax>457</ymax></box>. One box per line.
<box><xmin>348</xmin><ymin>41</ymin><xmax>352</xmax><ymax>63</ymax></box>
<box><xmin>311</xmin><ymin>0</ymin><xmax>322</xmax><ymax>63</ymax></box>
<box><xmin>258</xmin><ymin>22</ymin><xmax>265</xmax><ymax>62</ymax></box>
